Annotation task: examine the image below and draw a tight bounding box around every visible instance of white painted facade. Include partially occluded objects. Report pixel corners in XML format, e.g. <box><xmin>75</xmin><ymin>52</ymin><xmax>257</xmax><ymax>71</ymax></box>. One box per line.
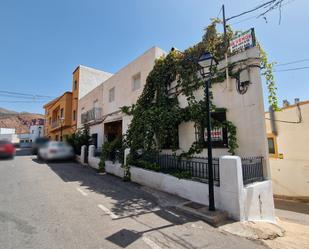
<box><xmin>0</xmin><ymin>128</ymin><xmax>16</xmax><ymax>134</ymax></box>
<box><xmin>77</xmin><ymin>47</ymin><xmax>166</xmax><ymax>148</ymax></box>
<box><xmin>265</xmin><ymin>101</ymin><xmax>309</xmax><ymax>198</ymax></box>
<box><xmin>77</xmin><ymin>65</ymin><xmax>113</xmax><ymax>100</ymax></box>
<box><xmin>29</xmin><ymin>125</ymin><xmax>44</xmax><ymax>141</ymax></box>
<box><xmin>101</xmin><ymin>46</ymin><xmax>166</xmax><ymax>135</ymax></box>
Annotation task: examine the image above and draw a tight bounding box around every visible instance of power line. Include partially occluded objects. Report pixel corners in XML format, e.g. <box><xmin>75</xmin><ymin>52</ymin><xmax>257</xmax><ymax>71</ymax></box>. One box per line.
<box><xmin>0</xmin><ymin>90</ymin><xmax>54</xmax><ymax>99</ymax></box>
<box><xmin>275</xmin><ymin>58</ymin><xmax>309</xmax><ymax>67</ymax></box>
<box><xmin>230</xmin><ymin>0</ymin><xmax>297</xmax><ymax>25</ymax></box>
<box><xmin>0</xmin><ymin>94</ymin><xmax>42</xmax><ymax>100</ymax></box>
<box><xmin>226</xmin><ymin>0</ymin><xmax>276</xmax><ymax>21</ymax></box>
<box><xmin>274</xmin><ymin>66</ymin><xmax>309</xmax><ymax>72</ymax></box>
<box><xmin>0</xmin><ymin>100</ymin><xmax>47</xmax><ymax>103</ymax></box>
<box><xmin>216</xmin><ymin>5</ymin><xmax>223</xmax><ymax>19</ymax></box>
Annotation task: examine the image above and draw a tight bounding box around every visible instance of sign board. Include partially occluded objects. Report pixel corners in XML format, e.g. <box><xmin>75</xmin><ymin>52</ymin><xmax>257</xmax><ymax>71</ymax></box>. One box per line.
<box><xmin>204</xmin><ymin>127</ymin><xmax>223</xmax><ymax>142</ymax></box>
<box><xmin>229</xmin><ymin>28</ymin><xmax>256</xmax><ymax>53</ymax></box>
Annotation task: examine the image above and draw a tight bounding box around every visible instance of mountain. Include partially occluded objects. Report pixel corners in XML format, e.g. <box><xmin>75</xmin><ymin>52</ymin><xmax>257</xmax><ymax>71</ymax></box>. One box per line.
<box><xmin>0</xmin><ymin>107</ymin><xmax>18</xmax><ymax>115</ymax></box>
<box><xmin>0</xmin><ymin>107</ymin><xmax>44</xmax><ymax>134</ymax></box>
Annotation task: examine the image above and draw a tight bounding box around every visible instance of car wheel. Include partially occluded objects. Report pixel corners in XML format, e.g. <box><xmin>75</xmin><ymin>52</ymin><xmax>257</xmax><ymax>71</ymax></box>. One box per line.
<box><xmin>37</xmin><ymin>153</ymin><xmax>43</xmax><ymax>161</ymax></box>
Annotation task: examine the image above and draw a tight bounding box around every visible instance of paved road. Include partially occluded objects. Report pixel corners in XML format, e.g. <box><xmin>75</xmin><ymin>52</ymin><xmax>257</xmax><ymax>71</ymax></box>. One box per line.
<box><xmin>275</xmin><ymin>199</ymin><xmax>309</xmax><ymax>226</ymax></box>
<box><xmin>0</xmin><ymin>149</ymin><xmax>266</xmax><ymax>249</ymax></box>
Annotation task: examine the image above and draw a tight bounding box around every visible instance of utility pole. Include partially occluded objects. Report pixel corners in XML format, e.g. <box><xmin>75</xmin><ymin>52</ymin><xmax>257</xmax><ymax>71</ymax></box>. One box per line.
<box><xmin>222</xmin><ymin>5</ymin><xmax>231</xmax><ymax>91</ymax></box>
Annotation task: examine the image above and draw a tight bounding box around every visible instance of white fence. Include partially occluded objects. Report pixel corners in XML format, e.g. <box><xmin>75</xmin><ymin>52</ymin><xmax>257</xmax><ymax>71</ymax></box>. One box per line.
<box><xmin>85</xmin><ymin>145</ymin><xmax>275</xmax><ymax>222</ymax></box>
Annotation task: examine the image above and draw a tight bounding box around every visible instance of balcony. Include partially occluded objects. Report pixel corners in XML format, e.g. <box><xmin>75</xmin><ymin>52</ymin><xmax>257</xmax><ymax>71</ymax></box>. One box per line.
<box><xmin>51</xmin><ymin>120</ymin><xmax>60</xmax><ymax>128</ymax></box>
<box><xmin>81</xmin><ymin>107</ymin><xmax>103</xmax><ymax>124</ymax></box>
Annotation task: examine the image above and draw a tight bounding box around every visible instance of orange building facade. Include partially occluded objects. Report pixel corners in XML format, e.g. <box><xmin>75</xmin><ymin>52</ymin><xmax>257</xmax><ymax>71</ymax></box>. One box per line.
<box><xmin>44</xmin><ymin>68</ymin><xmax>80</xmax><ymax>141</ymax></box>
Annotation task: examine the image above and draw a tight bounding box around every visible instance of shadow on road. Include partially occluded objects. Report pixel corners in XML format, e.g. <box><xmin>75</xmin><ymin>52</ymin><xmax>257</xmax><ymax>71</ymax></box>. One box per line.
<box><xmin>275</xmin><ymin>199</ymin><xmax>309</xmax><ymax>215</ymax></box>
<box><xmin>32</xmin><ymin>159</ymin><xmax>201</xmax><ymax>248</ymax></box>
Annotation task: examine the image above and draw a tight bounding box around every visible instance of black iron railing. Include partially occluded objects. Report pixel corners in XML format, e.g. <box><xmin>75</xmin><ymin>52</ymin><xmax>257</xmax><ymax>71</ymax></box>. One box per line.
<box><xmin>241</xmin><ymin>156</ymin><xmax>264</xmax><ymax>185</ymax></box>
<box><xmin>94</xmin><ymin>147</ymin><xmax>102</xmax><ymax>157</ymax></box>
<box><xmin>135</xmin><ymin>154</ymin><xmax>220</xmax><ymax>186</ymax></box>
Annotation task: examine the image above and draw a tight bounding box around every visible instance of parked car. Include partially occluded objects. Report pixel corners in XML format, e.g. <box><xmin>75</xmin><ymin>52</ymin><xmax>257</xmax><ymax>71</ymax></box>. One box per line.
<box><xmin>38</xmin><ymin>141</ymin><xmax>74</xmax><ymax>161</ymax></box>
<box><xmin>0</xmin><ymin>140</ymin><xmax>16</xmax><ymax>159</ymax></box>
<box><xmin>32</xmin><ymin>137</ymin><xmax>50</xmax><ymax>155</ymax></box>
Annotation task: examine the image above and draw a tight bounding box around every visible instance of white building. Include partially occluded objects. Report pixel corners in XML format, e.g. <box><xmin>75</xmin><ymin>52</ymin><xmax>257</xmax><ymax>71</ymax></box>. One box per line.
<box><xmin>29</xmin><ymin>125</ymin><xmax>44</xmax><ymax>141</ymax></box>
<box><xmin>82</xmin><ymin>45</ymin><xmax>275</xmax><ymax>222</ymax></box>
<box><xmin>0</xmin><ymin>128</ymin><xmax>16</xmax><ymax>134</ymax></box>
<box><xmin>78</xmin><ymin>46</ymin><xmax>166</xmax><ymax>148</ymax></box>
<box><xmin>0</xmin><ymin>128</ymin><xmax>19</xmax><ymax>143</ymax></box>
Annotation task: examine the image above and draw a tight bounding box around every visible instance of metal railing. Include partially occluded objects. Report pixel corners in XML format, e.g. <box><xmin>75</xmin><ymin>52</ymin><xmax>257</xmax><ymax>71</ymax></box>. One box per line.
<box><xmin>81</xmin><ymin>107</ymin><xmax>103</xmax><ymax>124</ymax></box>
<box><xmin>94</xmin><ymin>147</ymin><xmax>102</xmax><ymax>157</ymax></box>
<box><xmin>241</xmin><ymin>156</ymin><xmax>264</xmax><ymax>185</ymax></box>
<box><xmin>136</xmin><ymin>154</ymin><xmax>220</xmax><ymax>185</ymax></box>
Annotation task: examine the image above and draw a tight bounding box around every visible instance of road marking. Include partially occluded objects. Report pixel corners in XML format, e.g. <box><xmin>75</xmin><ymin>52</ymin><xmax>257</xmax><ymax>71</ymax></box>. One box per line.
<box><xmin>166</xmin><ymin>210</ymin><xmax>180</xmax><ymax>217</ymax></box>
<box><xmin>97</xmin><ymin>204</ymin><xmax>119</xmax><ymax>219</ymax></box>
<box><xmin>76</xmin><ymin>188</ymin><xmax>88</xmax><ymax>196</ymax></box>
<box><xmin>142</xmin><ymin>236</ymin><xmax>162</xmax><ymax>249</ymax></box>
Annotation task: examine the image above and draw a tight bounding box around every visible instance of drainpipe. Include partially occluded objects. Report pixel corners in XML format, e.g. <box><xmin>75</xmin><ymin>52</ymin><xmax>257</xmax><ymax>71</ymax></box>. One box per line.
<box><xmin>269</xmin><ymin>106</ymin><xmax>277</xmax><ymax>136</ymax></box>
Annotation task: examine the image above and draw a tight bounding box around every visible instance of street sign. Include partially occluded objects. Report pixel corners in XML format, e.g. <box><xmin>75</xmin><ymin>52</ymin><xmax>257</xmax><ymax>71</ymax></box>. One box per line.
<box><xmin>229</xmin><ymin>28</ymin><xmax>256</xmax><ymax>54</ymax></box>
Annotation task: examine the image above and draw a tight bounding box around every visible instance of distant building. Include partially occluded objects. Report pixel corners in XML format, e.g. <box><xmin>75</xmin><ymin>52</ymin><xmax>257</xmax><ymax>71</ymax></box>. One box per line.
<box><xmin>265</xmin><ymin>99</ymin><xmax>309</xmax><ymax>199</ymax></box>
<box><xmin>0</xmin><ymin>128</ymin><xmax>16</xmax><ymax>134</ymax></box>
<box><xmin>0</xmin><ymin>128</ymin><xmax>19</xmax><ymax>143</ymax></box>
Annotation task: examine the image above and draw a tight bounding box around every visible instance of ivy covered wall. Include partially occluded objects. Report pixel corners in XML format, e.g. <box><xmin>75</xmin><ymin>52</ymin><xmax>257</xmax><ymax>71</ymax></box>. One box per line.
<box><xmin>121</xmin><ymin>19</ymin><xmax>277</xmax><ymax>162</ymax></box>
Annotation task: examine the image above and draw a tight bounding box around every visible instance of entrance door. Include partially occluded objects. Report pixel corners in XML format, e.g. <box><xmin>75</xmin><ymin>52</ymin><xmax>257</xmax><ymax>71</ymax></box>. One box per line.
<box><xmin>104</xmin><ymin>120</ymin><xmax>122</xmax><ymax>142</ymax></box>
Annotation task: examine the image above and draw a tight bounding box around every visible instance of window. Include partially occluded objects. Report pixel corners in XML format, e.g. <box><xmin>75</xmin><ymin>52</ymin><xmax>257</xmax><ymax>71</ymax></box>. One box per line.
<box><xmin>49</xmin><ymin>117</ymin><xmax>51</xmax><ymax>125</ymax></box>
<box><xmin>60</xmin><ymin>108</ymin><xmax>64</xmax><ymax>118</ymax></box>
<box><xmin>267</xmin><ymin>134</ymin><xmax>278</xmax><ymax>158</ymax></box>
<box><xmin>73</xmin><ymin>110</ymin><xmax>76</xmax><ymax>121</ymax></box>
<box><xmin>109</xmin><ymin>87</ymin><xmax>115</xmax><ymax>102</ymax></box>
<box><xmin>132</xmin><ymin>73</ymin><xmax>141</xmax><ymax>91</ymax></box>
<box><xmin>195</xmin><ymin>111</ymin><xmax>228</xmax><ymax>148</ymax></box>
<box><xmin>74</xmin><ymin>80</ymin><xmax>77</xmax><ymax>90</ymax></box>
<box><xmin>93</xmin><ymin>100</ymin><xmax>98</xmax><ymax>108</ymax></box>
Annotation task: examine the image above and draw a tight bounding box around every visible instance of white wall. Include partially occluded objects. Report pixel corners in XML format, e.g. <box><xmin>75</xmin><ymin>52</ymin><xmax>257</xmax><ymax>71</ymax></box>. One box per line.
<box><xmin>265</xmin><ymin>102</ymin><xmax>309</xmax><ymax>197</ymax></box>
<box><xmin>78</xmin><ymin>65</ymin><xmax>112</xmax><ymax>100</ymax></box>
<box><xmin>101</xmin><ymin>47</ymin><xmax>166</xmax><ymax>129</ymax></box>
<box><xmin>89</xmin><ymin>123</ymin><xmax>104</xmax><ymax>147</ymax></box>
<box><xmin>128</xmin><ymin>155</ymin><xmax>275</xmax><ymax>222</ymax></box>
<box><xmin>0</xmin><ymin>128</ymin><xmax>15</xmax><ymax>134</ymax></box>
<box><xmin>29</xmin><ymin>125</ymin><xmax>44</xmax><ymax>141</ymax></box>
<box><xmin>77</xmin><ymin>83</ymin><xmax>104</xmax><ymax>129</ymax></box>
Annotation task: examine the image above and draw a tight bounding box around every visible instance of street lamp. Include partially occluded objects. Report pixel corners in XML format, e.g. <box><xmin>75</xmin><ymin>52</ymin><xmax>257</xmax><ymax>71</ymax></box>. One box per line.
<box><xmin>198</xmin><ymin>51</ymin><xmax>218</xmax><ymax>211</ymax></box>
<box><xmin>38</xmin><ymin>126</ymin><xmax>42</xmax><ymax>138</ymax></box>
<box><xmin>59</xmin><ymin>117</ymin><xmax>64</xmax><ymax>141</ymax></box>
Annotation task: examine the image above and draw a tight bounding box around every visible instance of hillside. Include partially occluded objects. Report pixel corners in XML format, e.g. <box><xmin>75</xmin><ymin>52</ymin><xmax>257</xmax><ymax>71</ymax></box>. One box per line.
<box><xmin>0</xmin><ymin>107</ymin><xmax>44</xmax><ymax>134</ymax></box>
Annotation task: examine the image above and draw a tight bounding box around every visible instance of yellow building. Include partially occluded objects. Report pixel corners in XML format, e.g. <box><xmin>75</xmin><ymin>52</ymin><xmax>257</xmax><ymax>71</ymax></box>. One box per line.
<box><xmin>44</xmin><ymin>65</ymin><xmax>112</xmax><ymax>140</ymax></box>
<box><xmin>265</xmin><ymin>99</ymin><xmax>309</xmax><ymax>199</ymax></box>
<box><xmin>44</xmin><ymin>91</ymin><xmax>74</xmax><ymax>141</ymax></box>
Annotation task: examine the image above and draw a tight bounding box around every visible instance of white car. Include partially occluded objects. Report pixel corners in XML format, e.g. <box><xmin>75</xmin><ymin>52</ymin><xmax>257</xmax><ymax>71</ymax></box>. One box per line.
<box><xmin>38</xmin><ymin>141</ymin><xmax>74</xmax><ymax>161</ymax></box>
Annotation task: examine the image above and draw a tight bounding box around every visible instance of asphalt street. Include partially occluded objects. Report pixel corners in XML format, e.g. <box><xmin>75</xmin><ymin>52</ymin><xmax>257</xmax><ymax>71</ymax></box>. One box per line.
<box><xmin>0</xmin><ymin>148</ymin><xmax>267</xmax><ymax>249</ymax></box>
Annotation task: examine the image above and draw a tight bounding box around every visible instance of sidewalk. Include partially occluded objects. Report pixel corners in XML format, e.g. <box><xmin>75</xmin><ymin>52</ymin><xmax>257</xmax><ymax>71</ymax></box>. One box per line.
<box><xmin>219</xmin><ymin>198</ymin><xmax>309</xmax><ymax>249</ymax></box>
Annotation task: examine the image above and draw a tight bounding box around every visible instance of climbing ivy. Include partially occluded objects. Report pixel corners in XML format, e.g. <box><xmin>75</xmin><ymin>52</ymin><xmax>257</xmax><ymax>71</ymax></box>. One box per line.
<box><xmin>121</xmin><ymin>19</ymin><xmax>277</xmax><ymax>162</ymax></box>
<box><xmin>259</xmin><ymin>46</ymin><xmax>280</xmax><ymax>111</ymax></box>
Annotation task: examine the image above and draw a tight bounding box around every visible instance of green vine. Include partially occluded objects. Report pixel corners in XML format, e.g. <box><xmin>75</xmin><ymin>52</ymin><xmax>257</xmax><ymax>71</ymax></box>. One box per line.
<box><xmin>121</xmin><ymin>19</ymin><xmax>277</xmax><ymax>162</ymax></box>
<box><xmin>259</xmin><ymin>46</ymin><xmax>280</xmax><ymax>111</ymax></box>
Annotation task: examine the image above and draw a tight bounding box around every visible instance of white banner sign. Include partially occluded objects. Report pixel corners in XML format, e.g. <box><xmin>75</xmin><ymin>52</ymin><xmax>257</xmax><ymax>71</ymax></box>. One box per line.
<box><xmin>229</xmin><ymin>28</ymin><xmax>256</xmax><ymax>53</ymax></box>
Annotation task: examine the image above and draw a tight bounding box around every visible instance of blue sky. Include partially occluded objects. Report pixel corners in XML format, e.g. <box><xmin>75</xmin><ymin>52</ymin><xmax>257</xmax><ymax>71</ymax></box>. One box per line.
<box><xmin>0</xmin><ymin>0</ymin><xmax>308</xmax><ymax>114</ymax></box>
